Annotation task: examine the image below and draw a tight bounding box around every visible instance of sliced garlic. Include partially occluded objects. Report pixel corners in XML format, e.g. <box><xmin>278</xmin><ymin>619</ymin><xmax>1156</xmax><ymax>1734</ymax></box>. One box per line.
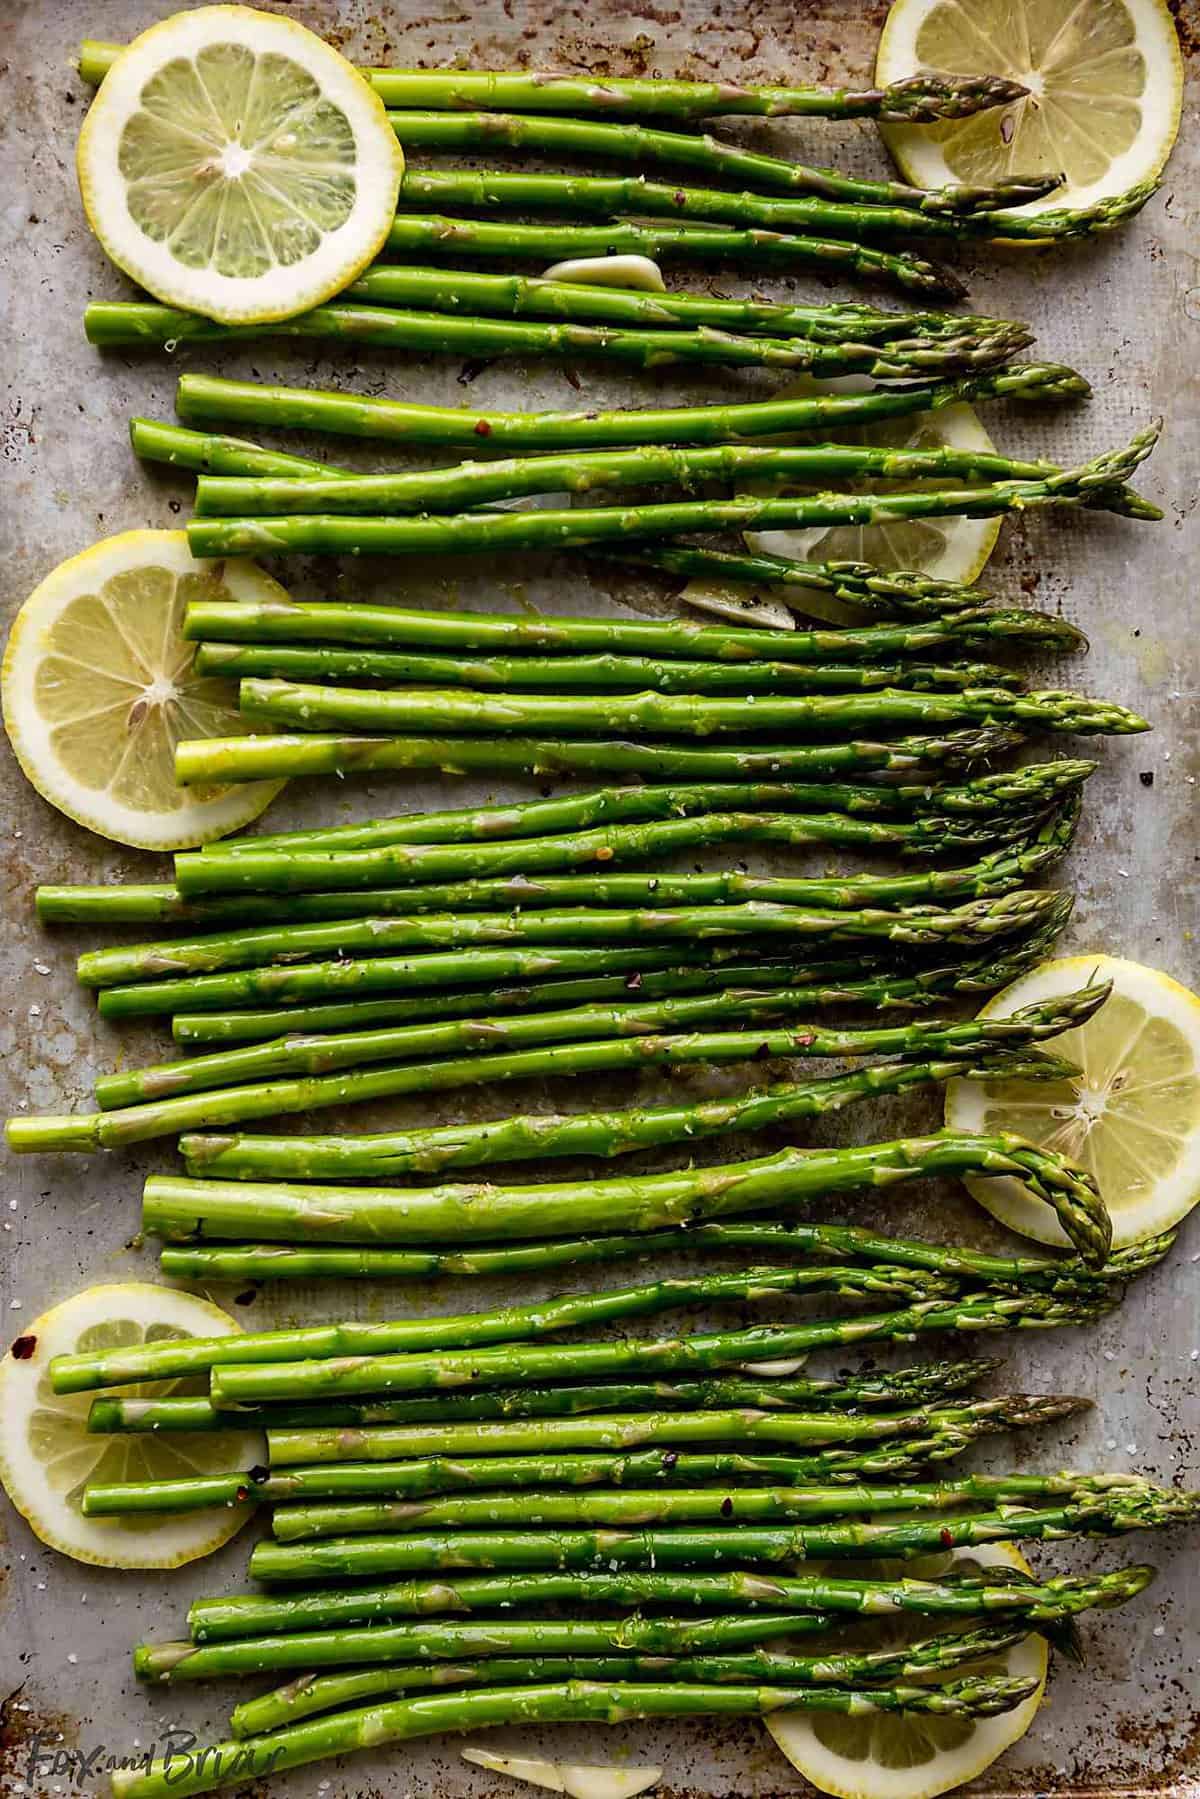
<box><xmin>543</xmin><ymin>254</ymin><xmax>667</xmax><ymax>291</ymax></box>
<box><xmin>462</xmin><ymin>1749</ymin><xmax>663</xmax><ymax>1799</ymax></box>
<box><xmin>679</xmin><ymin>579</ymin><xmax>796</xmax><ymax>631</ymax></box>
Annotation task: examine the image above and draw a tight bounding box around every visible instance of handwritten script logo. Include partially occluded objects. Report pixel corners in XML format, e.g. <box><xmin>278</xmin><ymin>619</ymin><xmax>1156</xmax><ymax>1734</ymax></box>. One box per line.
<box><xmin>23</xmin><ymin>1730</ymin><xmax>284</xmax><ymax>1790</ymax></box>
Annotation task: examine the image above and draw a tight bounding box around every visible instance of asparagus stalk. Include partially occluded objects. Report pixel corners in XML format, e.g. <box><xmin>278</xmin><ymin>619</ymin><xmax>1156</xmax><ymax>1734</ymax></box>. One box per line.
<box><xmin>86</xmin><ymin>1360</ymin><xmax>1000</xmax><ymax>1436</ymax></box>
<box><xmin>75</xmin><ymin>886</ymin><xmax>1063</xmax><ymax>989</ymax></box>
<box><xmin>339</xmin><ymin>266</ymin><xmax>1033</xmax><ymax>360</ymax></box>
<box><xmin>93</xmin><ymin>980</ymin><xmax>1103</xmax><ymax>1112</ymax></box>
<box><xmin>112</xmin><ymin>1679</ymin><xmax>1047</xmax><ymax>1799</ymax></box>
<box><xmin>192</xmin><ymin>643</ymin><xmax>1031</xmax><ymax>694</ymax></box>
<box><xmin>395</xmin><ymin>166</ymin><xmax>1152</xmax><ymax>245</ymax></box>
<box><xmin>269</xmin><ymin>1471</ymin><xmax>1178</xmax><ymax>1542</ymax></box>
<box><xmin>96</xmin><ymin>300</ymin><xmax>993</xmax><ymax>373</ymax></box>
<box><xmin>78</xmin><ymin>45</ymin><xmax>1029</xmax><ymax>123</ymax></box>
<box><xmin>260</xmin><ymin>1467</ymin><xmax>1173</xmax><ymax>1539</ymax></box>
<box><xmin>259</xmin><ymin>1397</ymin><xmax>1086</xmax><ymax>1473</ymax></box>
<box><xmin>97</xmin><ymin>1443</ymin><xmax>978</xmax><ymax>1518</ymax></box>
<box><xmin>374</xmin><ymin>116</ymin><xmax>1060</xmax><ymax>213</ymax></box>
<box><xmin>170</xmin><ymin>724</ymin><xmax>1027</xmax><ymax>787</ymax></box>
<box><xmin>185</xmin><ymin>426</ymin><xmax>1161</xmax><ymax>561</ymax></box>
<box><xmin>182</xmin><ymin>591</ymin><xmax>1086</xmax><ymax>667</ymax></box>
<box><xmin>192</xmin><ymin>438</ymin><xmax>1101</xmax><ymax>518</ymax></box>
<box><xmin>226</xmin><ymin>1621</ymin><xmax>1034</xmax><ymax>1737</ymax></box>
<box><xmin>173</xmin><ymin>804</ymin><xmax>1045</xmax><ymax>898</ymax></box>
<box><xmin>47</xmin><ymin>1258</ymin><xmax>1026</xmax><ymax>1394</ymax></box>
<box><xmin>88</xmin><ymin>893</ymin><xmax>1055</xmax><ymax>1018</ymax></box>
<box><xmin>599</xmin><ymin>544</ymin><xmax>995</xmax><ymax>617</ymax></box>
<box><xmin>247</xmin><ymin>1489</ymin><xmax>1194</xmax><ymax>1581</ymax></box>
<box><xmin>171</xmin><ymin>367</ymin><xmax>1088</xmax><ymax>453</ymax></box>
<box><xmin>186</xmin><ymin>1562</ymin><xmax>1151</xmax><ymax>1650</ymax></box>
<box><xmin>139</xmin><ymin>1123</ymin><xmax>1107</xmax><ymax>1262</ymax></box>
<box><xmin>237</xmin><ymin>675</ymin><xmax>1150</xmax><ymax>741</ymax></box>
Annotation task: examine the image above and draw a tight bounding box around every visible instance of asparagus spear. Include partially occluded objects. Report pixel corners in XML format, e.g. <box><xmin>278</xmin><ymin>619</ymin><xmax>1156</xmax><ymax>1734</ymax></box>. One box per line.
<box><xmin>247</xmin><ymin>1489</ymin><xmax>1194</xmax><ymax>1581</ymax></box>
<box><xmin>599</xmin><ymin>544</ymin><xmax>994</xmax><ymax>617</ymax></box>
<box><xmin>97</xmin><ymin>300</ymin><xmax>993</xmax><ymax>373</ymax></box>
<box><xmin>186</xmin><ymin>1562</ymin><xmax>1151</xmax><ymax>1649</ymax></box>
<box><xmin>86</xmin><ymin>1360</ymin><xmax>1000</xmax><ymax>1436</ymax></box>
<box><xmin>173</xmin><ymin>804</ymin><xmax>1045</xmax><ymax>899</ymax></box>
<box><xmin>192</xmin><ymin>438</ymin><xmax>1103</xmax><ymax>517</ymax></box>
<box><xmin>93</xmin><ymin>979</ymin><xmax>1103</xmax><ymax>1112</ymax></box>
<box><xmin>237</xmin><ymin>675</ymin><xmax>1149</xmax><ymax>741</ymax></box>
<box><xmin>89</xmin><ymin>893</ymin><xmax>1057</xmax><ymax>1019</ymax></box>
<box><xmin>182</xmin><ymin>591</ymin><xmax>1085</xmax><ymax>667</ymax></box>
<box><xmin>47</xmin><ymin>1257</ymin><xmax>1025</xmax><ymax>1393</ymax></box>
<box><xmin>226</xmin><ymin>1621</ymin><xmax>1034</xmax><ymax>1737</ymax></box>
<box><xmin>75</xmin><ymin>886</ymin><xmax>1063</xmax><ymax>989</ymax></box>
<box><xmin>78</xmin><ymin>45</ymin><xmax>1029</xmax><ymax>124</ymax></box>
<box><xmin>375</xmin><ymin>116</ymin><xmax>1060</xmax><ymax>213</ymax></box>
<box><xmin>113</xmin><ymin>1678</ymin><xmax>1047</xmax><ymax>1799</ymax></box>
<box><xmin>338</xmin><ymin>266</ymin><xmax>1032</xmax><ymax>361</ymax></box>
<box><xmin>170</xmin><ymin>724</ymin><xmax>1027</xmax><ymax>787</ymax></box>
<box><xmin>192</xmin><ymin>643</ymin><xmax>1032</xmax><ymax>694</ymax></box>
<box><xmin>268</xmin><ymin>1471</ymin><xmax>1179</xmax><ymax>1542</ymax></box>
<box><xmin>185</xmin><ymin>426</ymin><xmax>1161</xmax><ymax>560</ymax></box>
<box><xmin>139</xmin><ymin>1121</ymin><xmax>1107</xmax><ymax>1261</ymax></box>
<box><xmin>395</xmin><ymin>166</ymin><xmax>1153</xmax><ymax>245</ymax></box>
<box><xmin>171</xmin><ymin>367</ymin><xmax>1088</xmax><ymax>453</ymax></box>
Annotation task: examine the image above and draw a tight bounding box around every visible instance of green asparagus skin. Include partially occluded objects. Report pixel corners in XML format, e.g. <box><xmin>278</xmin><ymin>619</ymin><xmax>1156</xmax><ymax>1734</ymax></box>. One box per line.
<box><xmin>88</xmin><ymin>893</ymin><xmax>1057</xmax><ymax>1019</ymax></box>
<box><xmin>599</xmin><ymin>544</ymin><xmax>996</xmax><ymax>617</ymax></box>
<box><xmin>78</xmin><ymin>44</ymin><xmax>1030</xmax><ymax>123</ymax></box>
<box><xmin>75</xmin><ymin>886</ymin><xmax>1064</xmax><ymax>989</ymax></box>
<box><xmin>393</xmin><ymin>166</ymin><xmax>1153</xmax><ymax>246</ymax></box>
<box><xmin>339</xmin><ymin>265</ymin><xmax>1034</xmax><ymax>359</ymax></box>
<box><xmin>192</xmin><ymin>439</ymin><xmax>1102</xmax><ymax>518</ymax></box>
<box><xmin>171</xmin><ymin>367</ymin><xmax>1089</xmax><ymax>454</ymax></box>
<box><xmin>172</xmin><ymin>804</ymin><xmax>1045</xmax><ymax>898</ymax></box>
<box><xmin>236</xmin><ymin>675</ymin><xmax>1150</xmax><ymax>741</ymax></box>
<box><xmin>259</xmin><ymin>1397</ymin><xmax>1087</xmax><ymax>1474</ymax></box>
<box><xmin>92</xmin><ymin>980</ymin><xmax>1104</xmax><ymax>1112</ymax></box>
<box><xmin>374</xmin><ymin>116</ymin><xmax>1061</xmax><ymax>213</ymax></box>
<box><xmin>226</xmin><ymin>1621</ymin><xmax>1034</xmax><ymax>1737</ymax></box>
<box><xmin>245</xmin><ymin>1487</ymin><xmax>1196</xmax><ymax>1581</ymax></box>
<box><xmin>182</xmin><ymin>590</ymin><xmax>1086</xmax><ymax>667</ymax></box>
<box><xmin>186</xmin><ymin>1562</ymin><xmax>1152</xmax><ymax>1649</ymax></box>
<box><xmin>98</xmin><ymin>300</ymin><xmax>992</xmax><ymax>371</ymax></box>
<box><xmin>46</xmin><ymin>1257</ymin><xmax>1036</xmax><ymax>1393</ymax></box>
<box><xmin>192</xmin><ymin>642</ymin><xmax>1031</xmax><ymax>694</ymax></box>
<box><xmin>170</xmin><ymin>724</ymin><xmax>1027</xmax><ymax>788</ymax></box>
<box><xmin>184</xmin><ymin>424</ymin><xmax>1161</xmax><ymax>560</ymax></box>
<box><xmin>139</xmin><ymin>1126</ymin><xmax>1108</xmax><ymax>1267</ymax></box>
<box><xmin>267</xmin><ymin>1471</ymin><xmax>1183</xmax><ymax>1543</ymax></box>
<box><xmin>84</xmin><ymin>1359</ymin><xmax>1001</xmax><ymax>1436</ymax></box>
<box><xmin>111</xmin><ymin>1679</ymin><xmax>1047</xmax><ymax>1799</ymax></box>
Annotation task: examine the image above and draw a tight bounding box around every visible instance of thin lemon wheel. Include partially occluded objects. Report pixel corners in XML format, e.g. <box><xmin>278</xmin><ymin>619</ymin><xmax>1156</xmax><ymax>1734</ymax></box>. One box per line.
<box><xmin>681</xmin><ymin>389</ymin><xmax>1001</xmax><ymax>624</ymax></box>
<box><xmin>2</xmin><ymin>529</ymin><xmax>285</xmax><ymax>849</ymax></box>
<box><xmin>876</xmin><ymin>0</ymin><xmax>1182</xmax><ymax>217</ymax></box>
<box><xmin>76</xmin><ymin>5</ymin><xmax>404</xmax><ymax>323</ymax></box>
<box><xmin>0</xmin><ymin>1283</ymin><xmax>264</xmax><ymax>1569</ymax></box>
<box><xmin>946</xmin><ymin>954</ymin><xmax>1200</xmax><ymax>1247</ymax></box>
<box><xmin>766</xmin><ymin>1543</ymin><xmax>1047</xmax><ymax>1799</ymax></box>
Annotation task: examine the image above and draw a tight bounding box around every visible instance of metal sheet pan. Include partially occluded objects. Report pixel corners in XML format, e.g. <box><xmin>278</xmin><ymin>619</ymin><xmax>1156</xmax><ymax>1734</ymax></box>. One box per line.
<box><xmin>1</xmin><ymin>1</ymin><xmax>1197</xmax><ymax>1793</ymax></box>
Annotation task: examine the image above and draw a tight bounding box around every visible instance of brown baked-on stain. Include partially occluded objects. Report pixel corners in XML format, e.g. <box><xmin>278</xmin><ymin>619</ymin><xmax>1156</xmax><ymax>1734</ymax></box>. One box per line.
<box><xmin>0</xmin><ymin>1689</ymin><xmax>79</xmax><ymax>1799</ymax></box>
<box><xmin>1167</xmin><ymin>1</ymin><xmax>1200</xmax><ymax>59</ymax></box>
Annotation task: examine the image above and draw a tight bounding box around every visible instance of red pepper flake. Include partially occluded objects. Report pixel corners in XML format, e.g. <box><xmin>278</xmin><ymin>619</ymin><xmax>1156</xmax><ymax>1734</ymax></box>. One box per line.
<box><xmin>940</xmin><ymin>1528</ymin><xmax>955</xmax><ymax>1547</ymax></box>
<box><xmin>10</xmin><ymin>1335</ymin><xmax>37</xmax><ymax>1359</ymax></box>
<box><xmin>473</xmin><ymin>419</ymin><xmax>492</xmax><ymax>436</ymax></box>
<box><xmin>673</xmin><ymin>191</ymin><xmax>687</xmax><ymax>207</ymax></box>
<box><xmin>720</xmin><ymin>1496</ymin><xmax>734</xmax><ymax>1517</ymax></box>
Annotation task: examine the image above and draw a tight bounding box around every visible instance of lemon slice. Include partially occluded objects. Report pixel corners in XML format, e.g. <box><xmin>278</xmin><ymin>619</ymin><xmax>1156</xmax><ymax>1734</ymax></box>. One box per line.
<box><xmin>0</xmin><ymin>1283</ymin><xmax>263</xmax><ymax>1568</ymax></box>
<box><xmin>876</xmin><ymin>0</ymin><xmax>1182</xmax><ymax>216</ymax></box>
<box><xmin>766</xmin><ymin>1543</ymin><xmax>1047</xmax><ymax>1799</ymax></box>
<box><xmin>76</xmin><ymin>5</ymin><xmax>403</xmax><ymax>323</ymax></box>
<box><xmin>946</xmin><ymin>954</ymin><xmax>1200</xmax><ymax>1248</ymax></box>
<box><xmin>680</xmin><ymin>387</ymin><xmax>1000</xmax><ymax>624</ymax></box>
<box><xmin>2</xmin><ymin>529</ymin><xmax>285</xmax><ymax>849</ymax></box>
